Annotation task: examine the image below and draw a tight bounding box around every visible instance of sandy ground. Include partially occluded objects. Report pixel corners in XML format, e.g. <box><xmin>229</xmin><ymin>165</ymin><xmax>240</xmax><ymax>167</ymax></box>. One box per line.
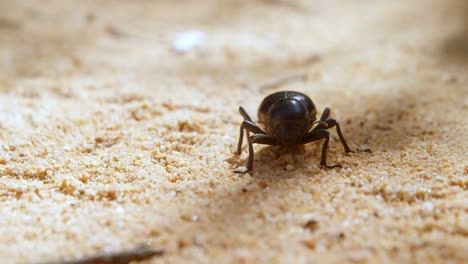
<box><xmin>0</xmin><ymin>0</ymin><xmax>467</xmax><ymax>263</ymax></box>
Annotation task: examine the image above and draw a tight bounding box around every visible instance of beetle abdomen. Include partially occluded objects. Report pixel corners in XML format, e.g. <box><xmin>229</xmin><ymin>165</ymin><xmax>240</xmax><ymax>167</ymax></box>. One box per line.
<box><xmin>257</xmin><ymin>91</ymin><xmax>317</xmax><ymax>124</ymax></box>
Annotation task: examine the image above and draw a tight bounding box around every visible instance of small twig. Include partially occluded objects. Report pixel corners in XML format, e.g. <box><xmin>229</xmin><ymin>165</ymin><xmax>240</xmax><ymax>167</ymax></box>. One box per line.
<box><xmin>258</xmin><ymin>71</ymin><xmax>307</xmax><ymax>91</ymax></box>
<box><xmin>357</xmin><ymin>148</ymin><xmax>372</xmax><ymax>153</ymax></box>
<box><xmin>45</xmin><ymin>245</ymin><xmax>164</xmax><ymax>264</ymax></box>
<box><xmin>259</xmin><ymin>0</ymin><xmax>310</xmax><ymax>12</ymax></box>
<box><xmin>104</xmin><ymin>25</ymin><xmax>160</xmax><ymax>43</ymax></box>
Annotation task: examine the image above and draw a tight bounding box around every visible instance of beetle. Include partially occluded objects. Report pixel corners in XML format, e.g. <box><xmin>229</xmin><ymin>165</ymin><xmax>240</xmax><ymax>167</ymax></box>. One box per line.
<box><xmin>235</xmin><ymin>90</ymin><xmax>354</xmax><ymax>172</ymax></box>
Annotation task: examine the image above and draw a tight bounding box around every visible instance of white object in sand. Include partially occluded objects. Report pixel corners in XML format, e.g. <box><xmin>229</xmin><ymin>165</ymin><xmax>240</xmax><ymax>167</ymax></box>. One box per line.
<box><xmin>172</xmin><ymin>30</ymin><xmax>205</xmax><ymax>53</ymax></box>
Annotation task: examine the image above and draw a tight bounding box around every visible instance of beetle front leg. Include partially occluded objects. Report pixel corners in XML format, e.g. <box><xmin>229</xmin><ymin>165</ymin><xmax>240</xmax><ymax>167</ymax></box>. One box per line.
<box><xmin>237</xmin><ymin>120</ymin><xmax>267</xmax><ymax>154</ymax></box>
<box><xmin>235</xmin><ymin>118</ymin><xmax>268</xmax><ymax>173</ymax></box>
<box><xmin>312</xmin><ymin>107</ymin><xmax>331</xmax><ymax>130</ymax></box>
<box><xmin>239</xmin><ymin>106</ymin><xmax>253</xmax><ymax>122</ymax></box>
<box><xmin>235</xmin><ymin>134</ymin><xmax>279</xmax><ymax>173</ymax></box>
<box><xmin>246</xmin><ymin>134</ymin><xmax>280</xmax><ymax>172</ymax></box>
<box><xmin>234</xmin><ymin>132</ymin><xmax>257</xmax><ymax>173</ymax></box>
<box><xmin>237</xmin><ymin>124</ymin><xmax>244</xmax><ymax>154</ymax></box>
<box><xmin>320</xmin><ymin>107</ymin><xmax>331</xmax><ymax>121</ymax></box>
<box><xmin>314</xmin><ymin>108</ymin><xmax>353</xmax><ymax>153</ymax></box>
<box><xmin>302</xmin><ymin>129</ymin><xmax>341</xmax><ymax>169</ymax></box>
<box><xmin>237</xmin><ymin>106</ymin><xmax>255</xmax><ymax>154</ymax></box>
<box><xmin>243</xmin><ymin>133</ymin><xmax>255</xmax><ymax>172</ymax></box>
<box><xmin>323</xmin><ymin>119</ymin><xmax>354</xmax><ymax>153</ymax></box>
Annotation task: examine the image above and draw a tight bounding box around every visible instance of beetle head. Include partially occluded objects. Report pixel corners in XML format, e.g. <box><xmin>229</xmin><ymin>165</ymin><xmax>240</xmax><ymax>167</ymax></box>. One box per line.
<box><xmin>268</xmin><ymin>98</ymin><xmax>310</xmax><ymax>145</ymax></box>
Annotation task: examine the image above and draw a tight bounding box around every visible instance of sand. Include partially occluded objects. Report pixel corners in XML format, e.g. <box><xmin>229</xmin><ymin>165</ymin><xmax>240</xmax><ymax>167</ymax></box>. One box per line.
<box><xmin>0</xmin><ymin>0</ymin><xmax>467</xmax><ymax>263</ymax></box>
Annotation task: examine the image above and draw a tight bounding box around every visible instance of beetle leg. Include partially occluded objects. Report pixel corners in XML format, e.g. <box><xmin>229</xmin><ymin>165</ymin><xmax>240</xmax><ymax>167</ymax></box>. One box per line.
<box><xmin>239</xmin><ymin>106</ymin><xmax>253</xmax><ymax>122</ymax></box>
<box><xmin>314</xmin><ymin>108</ymin><xmax>354</xmax><ymax>153</ymax></box>
<box><xmin>237</xmin><ymin>120</ymin><xmax>267</xmax><ymax>154</ymax></box>
<box><xmin>237</xmin><ymin>125</ymin><xmax>244</xmax><ymax>154</ymax></box>
<box><xmin>243</xmin><ymin>133</ymin><xmax>255</xmax><ymax>172</ymax></box>
<box><xmin>247</xmin><ymin>134</ymin><xmax>280</xmax><ymax>172</ymax></box>
<box><xmin>235</xmin><ymin>134</ymin><xmax>279</xmax><ymax>173</ymax></box>
<box><xmin>242</xmin><ymin>120</ymin><xmax>267</xmax><ymax>134</ymax></box>
<box><xmin>250</xmin><ymin>134</ymin><xmax>280</xmax><ymax>170</ymax></box>
<box><xmin>237</xmin><ymin>106</ymin><xmax>259</xmax><ymax>154</ymax></box>
<box><xmin>323</xmin><ymin>119</ymin><xmax>354</xmax><ymax>153</ymax></box>
<box><xmin>320</xmin><ymin>107</ymin><xmax>331</xmax><ymax>121</ymax></box>
<box><xmin>311</xmin><ymin>120</ymin><xmax>328</xmax><ymax>130</ymax></box>
<box><xmin>311</xmin><ymin>108</ymin><xmax>331</xmax><ymax>130</ymax></box>
<box><xmin>302</xmin><ymin>129</ymin><xmax>341</xmax><ymax>169</ymax></box>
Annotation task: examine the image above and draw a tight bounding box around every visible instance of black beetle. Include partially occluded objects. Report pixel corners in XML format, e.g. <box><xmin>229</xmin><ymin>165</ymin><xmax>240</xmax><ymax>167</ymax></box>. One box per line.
<box><xmin>236</xmin><ymin>91</ymin><xmax>354</xmax><ymax>172</ymax></box>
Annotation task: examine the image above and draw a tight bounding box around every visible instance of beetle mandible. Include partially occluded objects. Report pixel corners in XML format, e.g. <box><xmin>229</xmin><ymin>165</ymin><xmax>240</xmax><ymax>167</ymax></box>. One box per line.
<box><xmin>235</xmin><ymin>90</ymin><xmax>354</xmax><ymax>172</ymax></box>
